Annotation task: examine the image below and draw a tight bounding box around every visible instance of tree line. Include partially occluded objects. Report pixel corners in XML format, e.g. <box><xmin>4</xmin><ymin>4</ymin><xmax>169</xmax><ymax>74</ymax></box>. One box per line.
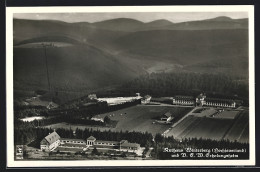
<box><xmin>14</xmin><ymin>127</ymin><xmax>153</xmax><ymax>148</ymax></box>
<box><xmin>14</xmin><ymin>126</ymin><xmax>249</xmax><ymax>160</ymax></box>
<box><xmin>118</xmin><ymin>72</ymin><xmax>248</xmax><ymax>102</ymax></box>
<box><xmin>14</xmin><ymin>99</ymin><xmax>141</xmax><ymax>128</ymax></box>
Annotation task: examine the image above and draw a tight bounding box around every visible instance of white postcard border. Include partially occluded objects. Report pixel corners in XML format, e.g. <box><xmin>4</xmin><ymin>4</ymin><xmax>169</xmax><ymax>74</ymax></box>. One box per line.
<box><xmin>6</xmin><ymin>5</ymin><xmax>255</xmax><ymax>167</ymax></box>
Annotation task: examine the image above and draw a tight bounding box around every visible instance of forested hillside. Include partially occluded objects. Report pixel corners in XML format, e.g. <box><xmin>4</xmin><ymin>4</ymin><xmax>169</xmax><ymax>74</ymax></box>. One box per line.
<box><xmin>13</xmin><ymin>17</ymin><xmax>249</xmax><ymax>104</ymax></box>
<box><xmin>119</xmin><ymin>72</ymin><xmax>248</xmax><ymax>99</ymax></box>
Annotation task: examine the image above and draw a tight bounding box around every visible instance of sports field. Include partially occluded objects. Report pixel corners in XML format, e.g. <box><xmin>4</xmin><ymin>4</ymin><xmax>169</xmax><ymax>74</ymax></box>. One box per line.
<box><xmin>45</xmin><ymin>105</ymin><xmax>192</xmax><ymax>135</ymax></box>
<box><xmin>223</xmin><ymin>110</ymin><xmax>249</xmax><ymax>142</ymax></box>
<box><xmin>165</xmin><ymin>109</ymin><xmax>249</xmax><ymax>143</ymax></box>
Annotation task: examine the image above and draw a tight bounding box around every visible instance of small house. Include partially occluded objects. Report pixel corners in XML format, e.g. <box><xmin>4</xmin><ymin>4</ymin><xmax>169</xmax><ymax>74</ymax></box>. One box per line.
<box><xmin>160</xmin><ymin>112</ymin><xmax>173</xmax><ymax>122</ymax></box>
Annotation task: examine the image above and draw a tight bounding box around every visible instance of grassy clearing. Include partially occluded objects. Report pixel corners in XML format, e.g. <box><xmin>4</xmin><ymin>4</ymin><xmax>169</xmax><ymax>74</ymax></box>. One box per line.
<box><xmin>166</xmin><ymin>109</ymin><xmax>249</xmax><ymax>143</ymax></box>
<box><xmin>183</xmin><ymin>118</ymin><xmax>233</xmax><ymax>140</ymax></box>
<box><xmin>223</xmin><ymin>110</ymin><xmax>249</xmax><ymax>143</ymax></box>
<box><xmin>94</xmin><ymin>105</ymin><xmax>192</xmax><ymax>135</ymax></box>
<box><xmin>44</xmin><ymin>106</ymin><xmax>192</xmax><ymax>135</ymax></box>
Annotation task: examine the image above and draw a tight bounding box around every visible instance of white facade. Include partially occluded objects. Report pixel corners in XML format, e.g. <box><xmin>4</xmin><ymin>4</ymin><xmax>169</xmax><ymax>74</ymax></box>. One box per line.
<box><xmin>173</xmin><ymin>98</ymin><xmax>194</xmax><ymax>105</ymax></box>
<box><xmin>97</xmin><ymin>96</ymin><xmax>141</xmax><ymax>106</ymax></box>
<box><xmin>91</xmin><ymin>117</ymin><xmax>104</xmax><ymax>123</ymax></box>
<box><xmin>40</xmin><ymin>139</ymin><xmax>60</xmax><ymax>151</ymax></box>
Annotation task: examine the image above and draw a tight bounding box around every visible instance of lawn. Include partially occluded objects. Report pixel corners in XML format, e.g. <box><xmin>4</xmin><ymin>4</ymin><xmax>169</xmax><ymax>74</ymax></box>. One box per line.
<box><xmin>93</xmin><ymin>105</ymin><xmax>192</xmax><ymax>135</ymax></box>
<box><xmin>223</xmin><ymin>110</ymin><xmax>249</xmax><ymax>143</ymax></box>
<box><xmin>213</xmin><ymin>110</ymin><xmax>239</xmax><ymax>119</ymax></box>
<box><xmin>44</xmin><ymin>105</ymin><xmax>192</xmax><ymax>135</ymax></box>
<box><xmin>183</xmin><ymin>117</ymin><xmax>233</xmax><ymax>140</ymax></box>
<box><xmin>166</xmin><ymin>109</ymin><xmax>249</xmax><ymax>143</ymax></box>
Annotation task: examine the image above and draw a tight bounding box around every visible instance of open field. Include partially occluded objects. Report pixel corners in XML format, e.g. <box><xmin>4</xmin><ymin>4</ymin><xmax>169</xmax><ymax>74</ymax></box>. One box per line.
<box><xmin>44</xmin><ymin>105</ymin><xmax>192</xmax><ymax>135</ymax></box>
<box><xmin>192</xmin><ymin>108</ymin><xmax>217</xmax><ymax>117</ymax></box>
<box><xmin>44</xmin><ymin>106</ymin><xmax>248</xmax><ymax>143</ymax></box>
<box><xmin>191</xmin><ymin>108</ymin><xmax>239</xmax><ymax>119</ymax></box>
<box><xmin>213</xmin><ymin>110</ymin><xmax>239</xmax><ymax>119</ymax></box>
<box><xmin>166</xmin><ymin>116</ymin><xmax>232</xmax><ymax>140</ymax></box>
<box><xmin>223</xmin><ymin>110</ymin><xmax>249</xmax><ymax>143</ymax></box>
<box><xmin>183</xmin><ymin>118</ymin><xmax>233</xmax><ymax>140</ymax></box>
<box><xmin>238</xmin><ymin>124</ymin><xmax>249</xmax><ymax>143</ymax></box>
<box><xmin>166</xmin><ymin>109</ymin><xmax>249</xmax><ymax>143</ymax></box>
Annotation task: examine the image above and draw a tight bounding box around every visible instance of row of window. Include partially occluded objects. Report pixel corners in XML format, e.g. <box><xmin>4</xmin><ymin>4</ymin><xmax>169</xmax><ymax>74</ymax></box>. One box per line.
<box><xmin>94</xmin><ymin>142</ymin><xmax>116</xmax><ymax>146</ymax></box>
<box><xmin>121</xmin><ymin>147</ymin><xmax>137</xmax><ymax>150</ymax></box>
<box><xmin>173</xmin><ymin>100</ymin><xmax>194</xmax><ymax>104</ymax></box>
<box><xmin>203</xmin><ymin>102</ymin><xmax>235</xmax><ymax>107</ymax></box>
<box><xmin>61</xmin><ymin>140</ymin><xmax>85</xmax><ymax>144</ymax></box>
<box><xmin>59</xmin><ymin>145</ymin><xmax>85</xmax><ymax>149</ymax></box>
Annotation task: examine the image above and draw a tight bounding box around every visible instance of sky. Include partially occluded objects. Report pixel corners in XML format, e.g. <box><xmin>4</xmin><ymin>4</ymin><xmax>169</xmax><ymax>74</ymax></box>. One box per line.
<box><xmin>13</xmin><ymin>12</ymin><xmax>248</xmax><ymax>23</ymax></box>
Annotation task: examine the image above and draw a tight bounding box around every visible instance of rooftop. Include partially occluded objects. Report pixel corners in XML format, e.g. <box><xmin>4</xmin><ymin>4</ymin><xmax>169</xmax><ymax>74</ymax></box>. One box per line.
<box><xmin>87</xmin><ymin>136</ymin><xmax>96</xmax><ymax>141</ymax></box>
<box><xmin>120</xmin><ymin>141</ymin><xmax>140</xmax><ymax>148</ymax></box>
<box><xmin>174</xmin><ymin>95</ymin><xmax>194</xmax><ymax>100</ymax></box>
<box><xmin>60</xmin><ymin>143</ymin><xmax>86</xmax><ymax>147</ymax></box>
<box><xmin>44</xmin><ymin>131</ymin><xmax>60</xmax><ymax>144</ymax></box>
<box><xmin>205</xmin><ymin>98</ymin><xmax>235</xmax><ymax>104</ymax></box>
<box><xmin>163</xmin><ymin>112</ymin><xmax>172</xmax><ymax>118</ymax></box>
<box><xmin>95</xmin><ymin>140</ymin><xmax>120</xmax><ymax>144</ymax></box>
<box><xmin>60</xmin><ymin>138</ymin><xmax>86</xmax><ymax>142</ymax></box>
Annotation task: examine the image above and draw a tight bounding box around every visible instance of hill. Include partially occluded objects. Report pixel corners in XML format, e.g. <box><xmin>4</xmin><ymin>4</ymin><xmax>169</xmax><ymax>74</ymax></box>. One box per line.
<box><xmin>92</xmin><ymin>18</ymin><xmax>144</xmax><ymax>32</ymax></box>
<box><xmin>160</xmin><ymin>17</ymin><xmax>248</xmax><ymax>30</ymax></box>
<box><xmin>13</xmin><ymin>19</ymin><xmax>128</xmax><ymax>47</ymax></box>
<box><xmin>112</xmin><ymin>29</ymin><xmax>248</xmax><ymax>76</ymax></box>
<box><xmin>13</xmin><ymin>17</ymin><xmax>249</xmax><ymax>103</ymax></box>
<box><xmin>14</xmin><ymin>44</ymin><xmax>144</xmax><ymax>93</ymax></box>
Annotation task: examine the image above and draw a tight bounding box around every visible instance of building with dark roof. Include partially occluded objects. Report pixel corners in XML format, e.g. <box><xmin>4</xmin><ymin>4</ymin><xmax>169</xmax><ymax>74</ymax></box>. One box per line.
<box><xmin>88</xmin><ymin>94</ymin><xmax>97</xmax><ymax>100</ymax></box>
<box><xmin>59</xmin><ymin>138</ymin><xmax>86</xmax><ymax>150</ymax></box>
<box><xmin>172</xmin><ymin>95</ymin><xmax>195</xmax><ymax>106</ymax></box>
<box><xmin>86</xmin><ymin>136</ymin><xmax>140</xmax><ymax>152</ymax></box>
<box><xmin>141</xmin><ymin>95</ymin><xmax>152</xmax><ymax>104</ymax></box>
<box><xmin>86</xmin><ymin>136</ymin><xmax>97</xmax><ymax>146</ymax></box>
<box><xmin>119</xmin><ymin>140</ymin><xmax>140</xmax><ymax>151</ymax></box>
<box><xmin>160</xmin><ymin>112</ymin><xmax>173</xmax><ymax>122</ymax></box>
<box><xmin>196</xmin><ymin>93</ymin><xmax>236</xmax><ymax>108</ymax></box>
<box><xmin>40</xmin><ymin>133</ymin><xmax>141</xmax><ymax>153</ymax></box>
<box><xmin>40</xmin><ymin>131</ymin><xmax>60</xmax><ymax>151</ymax></box>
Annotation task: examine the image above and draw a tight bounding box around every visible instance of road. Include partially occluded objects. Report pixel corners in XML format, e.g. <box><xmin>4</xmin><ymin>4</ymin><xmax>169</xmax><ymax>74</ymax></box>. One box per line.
<box><xmin>162</xmin><ymin>107</ymin><xmax>199</xmax><ymax>137</ymax></box>
<box><xmin>139</xmin><ymin>102</ymin><xmax>194</xmax><ymax>108</ymax></box>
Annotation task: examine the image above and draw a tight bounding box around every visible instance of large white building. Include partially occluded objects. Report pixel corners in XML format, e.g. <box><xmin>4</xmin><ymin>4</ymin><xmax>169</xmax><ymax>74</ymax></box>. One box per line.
<box><xmin>86</xmin><ymin>136</ymin><xmax>140</xmax><ymax>152</ymax></box>
<box><xmin>40</xmin><ymin>131</ymin><xmax>61</xmax><ymax>151</ymax></box>
<box><xmin>97</xmin><ymin>93</ymin><xmax>142</xmax><ymax>106</ymax></box>
<box><xmin>196</xmin><ymin>93</ymin><xmax>236</xmax><ymax>108</ymax></box>
<box><xmin>172</xmin><ymin>96</ymin><xmax>195</xmax><ymax>106</ymax></box>
<box><xmin>40</xmin><ymin>132</ymin><xmax>141</xmax><ymax>153</ymax></box>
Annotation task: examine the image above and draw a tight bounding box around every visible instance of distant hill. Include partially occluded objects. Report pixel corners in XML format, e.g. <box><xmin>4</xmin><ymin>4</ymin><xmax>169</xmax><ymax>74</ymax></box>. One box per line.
<box><xmin>205</xmin><ymin>16</ymin><xmax>234</xmax><ymax>21</ymax></box>
<box><xmin>145</xmin><ymin>19</ymin><xmax>173</xmax><ymax>26</ymax></box>
<box><xmin>13</xmin><ymin>16</ymin><xmax>249</xmax><ymax>102</ymax></box>
<box><xmin>92</xmin><ymin>18</ymin><xmax>144</xmax><ymax>32</ymax></box>
<box><xmin>161</xmin><ymin>17</ymin><xmax>248</xmax><ymax>30</ymax></box>
<box><xmin>13</xmin><ymin>19</ymin><xmax>128</xmax><ymax>46</ymax></box>
<box><xmin>113</xmin><ymin>29</ymin><xmax>248</xmax><ymax>63</ymax></box>
<box><xmin>90</xmin><ymin>16</ymin><xmax>248</xmax><ymax>31</ymax></box>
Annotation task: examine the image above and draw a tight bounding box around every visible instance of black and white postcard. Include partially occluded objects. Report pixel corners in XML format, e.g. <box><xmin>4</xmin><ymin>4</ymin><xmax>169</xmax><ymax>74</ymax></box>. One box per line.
<box><xmin>6</xmin><ymin>5</ymin><xmax>255</xmax><ymax>167</ymax></box>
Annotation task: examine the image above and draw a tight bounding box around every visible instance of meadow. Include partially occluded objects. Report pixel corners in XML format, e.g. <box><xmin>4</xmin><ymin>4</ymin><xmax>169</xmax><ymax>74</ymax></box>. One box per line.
<box><xmin>166</xmin><ymin>109</ymin><xmax>249</xmax><ymax>143</ymax></box>
<box><xmin>44</xmin><ymin>105</ymin><xmax>192</xmax><ymax>135</ymax></box>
